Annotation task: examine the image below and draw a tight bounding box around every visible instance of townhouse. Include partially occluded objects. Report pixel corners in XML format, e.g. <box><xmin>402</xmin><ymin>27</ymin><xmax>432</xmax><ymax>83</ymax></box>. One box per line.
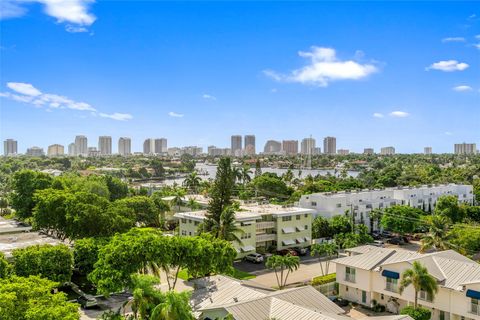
<box><xmin>298</xmin><ymin>184</ymin><xmax>474</xmax><ymax>230</ymax></box>
<box><xmin>174</xmin><ymin>203</ymin><xmax>314</xmax><ymax>258</ymax></box>
<box><xmin>334</xmin><ymin>245</ymin><xmax>480</xmax><ymax>320</ymax></box>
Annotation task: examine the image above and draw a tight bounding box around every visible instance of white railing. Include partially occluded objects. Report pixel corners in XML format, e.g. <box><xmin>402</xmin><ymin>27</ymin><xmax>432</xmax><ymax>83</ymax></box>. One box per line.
<box><xmin>256</xmin><ymin>233</ymin><xmax>276</xmax><ymax>242</ymax></box>
<box><xmin>256</xmin><ymin>221</ymin><xmax>275</xmax><ymax>230</ymax></box>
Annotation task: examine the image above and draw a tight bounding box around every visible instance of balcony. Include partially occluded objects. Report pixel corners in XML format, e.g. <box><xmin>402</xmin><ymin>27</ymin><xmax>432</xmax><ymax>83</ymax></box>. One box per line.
<box><xmin>256</xmin><ymin>221</ymin><xmax>275</xmax><ymax>230</ymax></box>
<box><xmin>256</xmin><ymin>233</ymin><xmax>276</xmax><ymax>242</ymax></box>
<box><xmin>345</xmin><ymin>274</ymin><xmax>356</xmax><ymax>283</ymax></box>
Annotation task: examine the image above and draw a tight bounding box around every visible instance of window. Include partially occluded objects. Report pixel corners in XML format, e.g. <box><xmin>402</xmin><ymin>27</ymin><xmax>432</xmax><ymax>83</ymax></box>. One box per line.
<box><xmin>336</xmin><ymin>203</ymin><xmax>342</xmax><ymax>208</ymax></box>
<box><xmin>305</xmin><ymin>225</ymin><xmax>308</xmax><ymax>230</ymax></box>
<box><xmin>345</xmin><ymin>267</ymin><xmax>356</xmax><ymax>282</ymax></box>
<box><xmin>188</xmin><ymin>232</ymin><xmax>192</xmax><ymax>236</ymax></box>
<box><xmin>181</xmin><ymin>218</ymin><xmax>187</xmax><ymax>223</ymax></box>
<box><xmin>311</xmin><ymin>202</ymin><xmax>317</xmax><ymax>206</ymax></box>
<box><xmin>188</xmin><ymin>219</ymin><xmax>192</xmax><ymax>224</ymax></box>
<box><xmin>439</xmin><ymin>311</ymin><xmax>445</xmax><ymax>320</ymax></box>
<box><xmin>181</xmin><ymin>230</ymin><xmax>186</xmax><ymax>236</ymax></box>
<box><xmin>241</xmin><ymin>233</ymin><xmax>252</xmax><ymax>240</ymax></box>
<box><xmin>385</xmin><ymin>278</ymin><xmax>398</xmax><ymax>292</ymax></box>
<box><xmin>419</xmin><ymin>290</ymin><xmax>433</xmax><ymax>302</ymax></box>
<box><xmin>194</xmin><ymin>221</ymin><xmax>199</xmax><ymax>226</ymax></box>
<box><xmin>282</xmin><ymin>216</ymin><xmax>292</xmax><ymax>222</ymax></box>
<box><xmin>472</xmin><ymin>298</ymin><xmax>479</xmax><ymax>315</ymax></box>
<box><xmin>296</xmin><ymin>215</ymin><xmax>301</xmax><ymax>220</ymax></box>
<box><xmin>362</xmin><ymin>290</ymin><xmax>367</xmax><ymax>304</ymax></box>
<box><xmin>304</xmin><ymin>214</ymin><xmax>308</xmax><ymax>218</ymax></box>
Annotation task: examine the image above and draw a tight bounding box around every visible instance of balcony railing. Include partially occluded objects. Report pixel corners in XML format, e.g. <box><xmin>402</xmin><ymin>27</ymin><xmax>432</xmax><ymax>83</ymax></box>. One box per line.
<box><xmin>345</xmin><ymin>274</ymin><xmax>356</xmax><ymax>283</ymax></box>
<box><xmin>471</xmin><ymin>304</ymin><xmax>480</xmax><ymax>316</ymax></box>
<box><xmin>256</xmin><ymin>233</ymin><xmax>276</xmax><ymax>242</ymax></box>
<box><xmin>256</xmin><ymin>221</ymin><xmax>275</xmax><ymax>230</ymax></box>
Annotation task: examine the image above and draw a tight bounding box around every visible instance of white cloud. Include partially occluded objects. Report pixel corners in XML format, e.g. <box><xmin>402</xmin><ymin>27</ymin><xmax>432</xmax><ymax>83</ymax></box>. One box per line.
<box><xmin>65</xmin><ymin>25</ymin><xmax>88</xmax><ymax>33</ymax></box>
<box><xmin>453</xmin><ymin>85</ymin><xmax>473</xmax><ymax>92</ymax></box>
<box><xmin>389</xmin><ymin>111</ymin><xmax>410</xmax><ymax>118</ymax></box>
<box><xmin>264</xmin><ymin>46</ymin><xmax>378</xmax><ymax>87</ymax></box>
<box><xmin>476</xmin><ymin>35</ymin><xmax>480</xmax><ymax>39</ymax></box>
<box><xmin>441</xmin><ymin>37</ymin><xmax>466</xmax><ymax>43</ymax></box>
<box><xmin>0</xmin><ymin>0</ymin><xmax>95</xmax><ymax>31</ymax></box>
<box><xmin>445</xmin><ymin>131</ymin><xmax>453</xmax><ymax>136</ymax></box>
<box><xmin>99</xmin><ymin>112</ymin><xmax>132</xmax><ymax>121</ymax></box>
<box><xmin>373</xmin><ymin>112</ymin><xmax>384</xmax><ymax>118</ymax></box>
<box><xmin>474</xmin><ymin>43</ymin><xmax>480</xmax><ymax>50</ymax></box>
<box><xmin>168</xmin><ymin>111</ymin><xmax>184</xmax><ymax>118</ymax></box>
<box><xmin>7</xmin><ymin>82</ymin><xmax>42</xmax><ymax>96</ymax></box>
<box><xmin>270</xmin><ymin>88</ymin><xmax>278</xmax><ymax>93</ymax></box>
<box><xmin>426</xmin><ymin>60</ymin><xmax>469</xmax><ymax>72</ymax></box>
<box><xmin>202</xmin><ymin>94</ymin><xmax>217</xmax><ymax>100</ymax></box>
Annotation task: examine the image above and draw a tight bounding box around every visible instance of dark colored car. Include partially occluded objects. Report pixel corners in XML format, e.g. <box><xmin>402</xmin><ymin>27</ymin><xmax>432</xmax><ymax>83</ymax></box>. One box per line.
<box><xmin>371</xmin><ymin>232</ymin><xmax>382</xmax><ymax>240</ymax></box>
<box><xmin>381</xmin><ymin>231</ymin><xmax>393</xmax><ymax>238</ymax></box>
<box><xmin>77</xmin><ymin>295</ymin><xmax>99</xmax><ymax>309</ymax></box>
<box><xmin>387</xmin><ymin>237</ymin><xmax>405</xmax><ymax>245</ymax></box>
<box><xmin>333</xmin><ymin>297</ymin><xmax>349</xmax><ymax>307</ymax></box>
<box><xmin>277</xmin><ymin>249</ymin><xmax>298</xmax><ymax>256</ymax></box>
<box><xmin>293</xmin><ymin>247</ymin><xmax>308</xmax><ymax>256</ymax></box>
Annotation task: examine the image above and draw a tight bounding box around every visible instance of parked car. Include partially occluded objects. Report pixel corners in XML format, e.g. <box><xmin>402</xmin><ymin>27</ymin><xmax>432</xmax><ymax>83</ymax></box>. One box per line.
<box><xmin>244</xmin><ymin>253</ymin><xmax>264</xmax><ymax>263</ymax></box>
<box><xmin>277</xmin><ymin>249</ymin><xmax>298</xmax><ymax>256</ymax></box>
<box><xmin>371</xmin><ymin>232</ymin><xmax>382</xmax><ymax>240</ymax></box>
<box><xmin>387</xmin><ymin>237</ymin><xmax>405</xmax><ymax>245</ymax></box>
<box><xmin>372</xmin><ymin>240</ymin><xmax>385</xmax><ymax>247</ymax></box>
<box><xmin>293</xmin><ymin>247</ymin><xmax>308</xmax><ymax>256</ymax></box>
<box><xmin>77</xmin><ymin>295</ymin><xmax>99</xmax><ymax>309</ymax></box>
<box><xmin>333</xmin><ymin>297</ymin><xmax>349</xmax><ymax>307</ymax></box>
<box><xmin>381</xmin><ymin>230</ymin><xmax>393</xmax><ymax>238</ymax></box>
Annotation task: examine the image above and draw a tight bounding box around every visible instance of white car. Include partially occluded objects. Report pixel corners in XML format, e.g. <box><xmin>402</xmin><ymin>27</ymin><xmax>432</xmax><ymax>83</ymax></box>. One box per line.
<box><xmin>244</xmin><ymin>253</ymin><xmax>264</xmax><ymax>263</ymax></box>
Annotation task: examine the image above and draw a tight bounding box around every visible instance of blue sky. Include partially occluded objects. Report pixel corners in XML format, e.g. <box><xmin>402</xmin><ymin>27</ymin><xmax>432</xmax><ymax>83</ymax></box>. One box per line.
<box><xmin>1</xmin><ymin>1</ymin><xmax>479</xmax><ymax>154</ymax></box>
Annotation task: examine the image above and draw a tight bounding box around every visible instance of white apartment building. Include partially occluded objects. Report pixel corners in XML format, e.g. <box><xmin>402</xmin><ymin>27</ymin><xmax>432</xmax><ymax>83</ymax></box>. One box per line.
<box><xmin>424</xmin><ymin>147</ymin><xmax>432</xmax><ymax>155</ymax></box>
<box><xmin>298</xmin><ymin>184</ymin><xmax>474</xmax><ymax>230</ymax></box>
<box><xmin>118</xmin><ymin>137</ymin><xmax>131</xmax><ymax>156</ymax></box>
<box><xmin>3</xmin><ymin>139</ymin><xmax>18</xmax><ymax>156</ymax></box>
<box><xmin>244</xmin><ymin>135</ymin><xmax>256</xmax><ymax>155</ymax></box>
<box><xmin>381</xmin><ymin>147</ymin><xmax>396</xmax><ymax>155</ymax></box>
<box><xmin>334</xmin><ymin>245</ymin><xmax>480</xmax><ymax>320</ymax></box>
<box><xmin>455</xmin><ymin>143</ymin><xmax>477</xmax><ymax>155</ymax></box>
<box><xmin>26</xmin><ymin>146</ymin><xmax>44</xmax><ymax>157</ymax></box>
<box><xmin>98</xmin><ymin>136</ymin><xmax>112</xmax><ymax>155</ymax></box>
<box><xmin>68</xmin><ymin>143</ymin><xmax>76</xmax><ymax>156</ymax></box>
<box><xmin>301</xmin><ymin>137</ymin><xmax>316</xmax><ymax>155</ymax></box>
<box><xmin>75</xmin><ymin>135</ymin><xmax>88</xmax><ymax>156</ymax></box>
<box><xmin>324</xmin><ymin>136</ymin><xmax>337</xmax><ymax>154</ymax></box>
<box><xmin>175</xmin><ymin>203</ymin><xmax>314</xmax><ymax>258</ymax></box>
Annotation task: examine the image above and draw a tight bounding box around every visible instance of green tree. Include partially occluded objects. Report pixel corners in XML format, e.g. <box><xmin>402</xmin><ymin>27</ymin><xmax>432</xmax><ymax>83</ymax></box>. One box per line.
<box><xmin>435</xmin><ymin>195</ymin><xmax>466</xmax><ymax>223</ymax></box>
<box><xmin>381</xmin><ymin>206</ymin><xmax>421</xmax><ymax>235</ymax></box>
<box><xmin>419</xmin><ymin>215</ymin><xmax>452</xmax><ymax>253</ymax></box>
<box><xmin>449</xmin><ymin>224</ymin><xmax>480</xmax><ymax>255</ymax></box>
<box><xmin>104</xmin><ymin>175</ymin><xmax>129</xmax><ymax>201</ymax></box>
<box><xmin>310</xmin><ymin>242</ymin><xmax>338</xmax><ymax>276</ymax></box>
<box><xmin>312</xmin><ymin>216</ymin><xmax>333</xmax><ymax>239</ymax></box>
<box><xmin>240</xmin><ymin>165</ymin><xmax>252</xmax><ymax>186</ymax></box>
<box><xmin>170</xmin><ymin>189</ymin><xmax>186</xmax><ymax>212</ymax></box>
<box><xmin>330</xmin><ymin>215</ymin><xmax>353</xmax><ymax>235</ymax></box>
<box><xmin>126</xmin><ymin>274</ymin><xmax>165</xmax><ymax>319</ymax></box>
<box><xmin>212</xmin><ymin>206</ymin><xmax>243</xmax><ymax>244</ymax></box>
<box><xmin>0</xmin><ymin>197</ymin><xmax>8</xmax><ymax>215</ymax></box>
<box><xmin>369</xmin><ymin>209</ymin><xmax>383</xmax><ymax>232</ymax></box>
<box><xmin>12</xmin><ymin>244</ymin><xmax>73</xmax><ymax>283</ymax></box>
<box><xmin>10</xmin><ymin>170</ymin><xmax>53</xmax><ymax>219</ymax></box>
<box><xmin>254</xmin><ymin>159</ymin><xmax>262</xmax><ymax>178</ymax></box>
<box><xmin>251</xmin><ymin>173</ymin><xmax>290</xmax><ymax>200</ymax></box>
<box><xmin>32</xmin><ymin>188</ymin><xmax>71</xmax><ymax>239</ymax></box>
<box><xmin>74</xmin><ymin>237</ymin><xmax>109</xmax><ymax>276</ymax></box>
<box><xmin>0</xmin><ymin>252</ymin><xmax>10</xmax><ymax>278</ymax></box>
<box><xmin>150</xmin><ymin>291</ymin><xmax>194</xmax><ymax>320</ymax></box>
<box><xmin>115</xmin><ymin>196</ymin><xmax>159</xmax><ymax>226</ymax></box>
<box><xmin>400</xmin><ymin>306</ymin><xmax>432</xmax><ymax>320</ymax></box>
<box><xmin>151</xmin><ymin>159</ymin><xmax>166</xmax><ymax>178</ymax></box>
<box><xmin>183</xmin><ymin>171</ymin><xmax>201</xmax><ymax>194</ymax></box>
<box><xmin>0</xmin><ymin>276</ymin><xmax>79</xmax><ymax>320</ymax></box>
<box><xmin>399</xmin><ymin>261</ymin><xmax>439</xmax><ymax>308</ymax></box>
<box><xmin>265</xmin><ymin>254</ymin><xmax>300</xmax><ymax>289</ymax></box>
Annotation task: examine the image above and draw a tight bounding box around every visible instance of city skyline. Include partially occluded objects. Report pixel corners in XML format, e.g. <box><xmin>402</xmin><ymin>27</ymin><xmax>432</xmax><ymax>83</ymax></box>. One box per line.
<box><xmin>1</xmin><ymin>2</ymin><xmax>479</xmax><ymax>153</ymax></box>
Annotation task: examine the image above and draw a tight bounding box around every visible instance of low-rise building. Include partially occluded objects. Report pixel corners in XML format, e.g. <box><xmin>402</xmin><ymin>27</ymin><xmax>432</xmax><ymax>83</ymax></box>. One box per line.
<box><xmin>175</xmin><ymin>203</ymin><xmax>314</xmax><ymax>258</ymax></box>
<box><xmin>334</xmin><ymin>245</ymin><xmax>480</xmax><ymax>320</ymax></box>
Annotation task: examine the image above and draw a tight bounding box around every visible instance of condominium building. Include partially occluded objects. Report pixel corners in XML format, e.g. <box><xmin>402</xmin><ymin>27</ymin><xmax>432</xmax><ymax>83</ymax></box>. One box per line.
<box><xmin>47</xmin><ymin>144</ymin><xmax>64</xmax><ymax>156</ymax></box>
<box><xmin>26</xmin><ymin>146</ymin><xmax>44</xmax><ymax>157</ymax></box>
<box><xmin>298</xmin><ymin>184</ymin><xmax>474</xmax><ymax>230</ymax></box>
<box><xmin>263</xmin><ymin>140</ymin><xmax>282</xmax><ymax>154</ymax></box>
<box><xmin>88</xmin><ymin>147</ymin><xmax>100</xmax><ymax>157</ymax></box>
<box><xmin>380</xmin><ymin>146</ymin><xmax>395</xmax><ymax>155</ymax></box>
<box><xmin>301</xmin><ymin>137</ymin><xmax>316</xmax><ymax>155</ymax></box>
<box><xmin>338</xmin><ymin>149</ymin><xmax>350</xmax><ymax>155</ymax></box>
<box><xmin>3</xmin><ymin>139</ymin><xmax>17</xmax><ymax>156</ymax></box>
<box><xmin>75</xmin><ymin>135</ymin><xmax>88</xmax><ymax>156</ymax></box>
<box><xmin>364</xmin><ymin>148</ymin><xmax>374</xmax><ymax>155</ymax></box>
<box><xmin>208</xmin><ymin>146</ymin><xmax>231</xmax><ymax>157</ymax></box>
<box><xmin>98</xmin><ymin>136</ymin><xmax>112</xmax><ymax>155</ymax></box>
<box><xmin>175</xmin><ymin>203</ymin><xmax>314</xmax><ymax>258</ymax></box>
<box><xmin>323</xmin><ymin>137</ymin><xmax>337</xmax><ymax>154</ymax></box>
<box><xmin>282</xmin><ymin>140</ymin><xmax>298</xmax><ymax>155</ymax></box>
<box><xmin>424</xmin><ymin>147</ymin><xmax>432</xmax><ymax>155</ymax></box>
<box><xmin>118</xmin><ymin>137</ymin><xmax>131</xmax><ymax>156</ymax></box>
<box><xmin>244</xmin><ymin>135</ymin><xmax>256</xmax><ymax>155</ymax></box>
<box><xmin>143</xmin><ymin>138</ymin><xmax>166</xmax><ymax>154</ymax></box>
<box><xmin>231</xmin><ymin>135</ymin><xmax>242</xmax><ymax>157</ymax></box>
<box><xmin>334</xmin><ymin>245</ymin><xmax>480</xmax><ymax>320</ymax></box>
<box><xmin>313</xmin><ymin>147</ymin><xmax>322</xmax><ymax>155</ymax></box>
<box><xmin>455</xmin><ymin>143</ymin><xmax>477</xmax><ymax>155</ymax></box>
<box><xmin>68</xmin><ymin>143</ymin><xmax>76</xmax><ymax>156</ymax></box>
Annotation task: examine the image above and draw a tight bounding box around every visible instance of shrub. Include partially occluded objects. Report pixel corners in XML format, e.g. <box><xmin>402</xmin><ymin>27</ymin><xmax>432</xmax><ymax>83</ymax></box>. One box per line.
<box><xmin>400</xmin><ymin>306</ymin><xmax>431</xmax><ymax>320</ymax></box>
<box><xmin>311</xmin><ymin>273</ymin><xmax>336</xmax><ymax>286</ymax></box>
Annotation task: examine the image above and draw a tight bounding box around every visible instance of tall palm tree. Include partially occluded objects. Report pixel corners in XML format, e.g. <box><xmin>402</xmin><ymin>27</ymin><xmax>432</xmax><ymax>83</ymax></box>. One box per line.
<box><xmin>266</xmin><ymin>254</ymin><xmax>300</xmax><ymax>289</ymax></box>
<box><xmin>182</xmin><ymin>171</ymin><xmax>201</xmax><ymax>194</ymax></box>
<box><xmin>232</xmin><ymin>167</ymin><xmax>242</xmax><ymax>184</ymax></box>
<box><xmin>150</xmin><ymin>291</ymin><xmax>194</xmax><ymax>320</ymax></box>
<box><xmin>310</xmin><ymin>242</ymin><xmax>338</xmax><ymax>276</ymax></box>
<box><xmin>213</xmin><ymin>206</ymin><xmax>243</xmax><ymax>244</ymax></box>
<box><xmin>399</xmin><ymin>261</ymin><xmax>439</xmax><ymax>308</ymax></box>
<box><xmin>171</xmin><ymin>188</ymin><xmax>186</xmax><ymax>211</ymax></box>
<box><xmin>123</xmin><ymin>275</ymin><xmax>164</xmax><ymax>319</ymax></box>
<box><xmin>420</xmin><ymin>215</ymin><xmax>452</xmax><ymax>253</ymax></box>
<box><xmin>240</xmin><ymin>165</ymin><xmax>252</xmax><ymax>186</ymax></box>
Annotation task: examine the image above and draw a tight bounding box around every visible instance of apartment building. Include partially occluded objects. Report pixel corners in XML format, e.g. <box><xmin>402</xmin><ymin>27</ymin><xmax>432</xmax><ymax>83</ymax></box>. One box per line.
<box><xmin>324</xmin><ymin>137</ymin><xmax>337</xmax><ymax>154</ymax></box>
<box><xmin>175</xmin><ymin>203</ymin><xmax>314</xmax><ymax>258</ymax></box>
<box><xmin>47</xmin><ymin>144</ymin><xmax>64</xmax><ymax>156</ymax></box>
<box><xmin>244</xmin><ymin>135</ymin><xmax>256</xmax><ymax>155</ymax></box>
<box><xmin>301</xmin><ymin>137</ymin><xmax>316</xmax><ymax>155</ymax></box>
<box><xmin>3</xmin><ymin>139</ymin><xmax>18</xmax><ymax>156</ymax></box>
<box><xmin>381</xmin><ymin>147</ymin><xmax>395</xmax><ymax>155</ymax></box>
<box><xmin>282</xmin><ymin>140</ymin><xmax>299</xmax><ymax>155</ymax></box>
<box><xmin>298</xmin><ymin>184</ymin><xmax>474</xmax><ymax>230</ymax></box>
<box><xmin>364</xmin><ymin>148</ymin><xmax>374</xmax><ymax>155</ymax></box>
<box><xmin>118</xmin><ymin>137</ymin><xmax>131</xmax><ymax>156</ymax></box>
<box><xmin>263</xmin><ymin>140</ymin><xmax>282</xmax><ymax>154</ymax></box>
<box><xmin>455</xmin><ymin>143</ymin><xmax>477</xmax><ymax>155</ymax></box>
<box><xmin>98</xmin><ymin>136</ymin><xmax>112</xmax><ymax>155</ymax></box>
<box><xmin>26</xmin><ymin>146</ymin><xmax>44</xmax><ymax>157</ymax></box>
<box><xmin>334</xmin><ymin>245</ymin><xmax>480</xmax><ymax>320</ymax></box>
<box><xmin>231</xmin><ymin>135</ymin><xmax>242</xmax><ymax>157</ymax></box>
<box><xmin>424</xmin><ymin>147</ymin><xmax>432</xmax><ymax>155</ymax></box>
<box><xmin>75</xmin><ymin>135</ymin><xmax>88</xmax><ymax>156</ymax></box>
<box><xmin>338</xmin><ymin>149</ymin><xmax>350</xmax><ymax>155</ymax></box>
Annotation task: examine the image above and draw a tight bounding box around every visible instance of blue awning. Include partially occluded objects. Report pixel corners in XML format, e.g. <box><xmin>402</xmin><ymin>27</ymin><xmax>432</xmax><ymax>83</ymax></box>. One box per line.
<box><xmin>382</xmin><ymin>270</ymin><xmax>400</xmax><ymax>279</ymax></box>
<box><xmin>466</xmin><ymin>289</ymin><xmax>480</xmax><ymax>299</ymax></box>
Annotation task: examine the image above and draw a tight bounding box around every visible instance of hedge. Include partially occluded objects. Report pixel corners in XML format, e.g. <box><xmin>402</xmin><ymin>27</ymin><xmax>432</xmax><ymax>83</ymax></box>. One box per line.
<box><xmin>311</xmin><ymin>273</ymin><xmax>336</xmax><ymax>286</ymax></box>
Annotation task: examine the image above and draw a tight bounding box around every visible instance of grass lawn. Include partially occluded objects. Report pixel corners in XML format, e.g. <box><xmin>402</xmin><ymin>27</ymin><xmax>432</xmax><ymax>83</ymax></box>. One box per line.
<box><xmin>176</xmin><ymin>268</ymin><xmax>256</xmax><ymax>281</ymax></box>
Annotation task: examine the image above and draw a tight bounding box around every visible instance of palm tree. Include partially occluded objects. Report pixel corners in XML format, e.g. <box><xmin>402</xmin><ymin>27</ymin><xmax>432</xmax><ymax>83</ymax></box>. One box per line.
<box><xmin>171</xmin><ymin>189</ymin><xmax>186</xmax><ymax>212</ymax></box>
<box><xmin>123</xmin><ymin>275</ymin><xmax>164</xmax><ymax>319</ymax></box>
<box><xmin>182</xmin><ymin>171</ymin><xmax>201</xmax><ymax>194</ymax></box>
<box><xmin>266</xmin><ymin>254</ymin><xmax>300</xmax><ymax>289</ymax></box>
<box><xmin>420</xmin><ymin>215</ymin><xmax>452</xmax><ymax>253</ymax></box>
<box><xmin>232</xmin><ymin>167</ymin><xmax>242</xmax><ymax>184</ymax></box>
<box><xmin>399</xmin><ymin>261</ymin><xmax>439</xmax><ymax>308</ymax></box>
<box><xmin>310</xmin><ymin>242</ymin><xmax>338</xmax><ymax>276</ymax></box>
<box><xmin>240</xmin><ymin>165</ymin><xmax>252</xmax><ymax>186</ymax></box>
<box><xmin>150</xmin><ymin>291</ymin><xmax>194</xmax><ymax>320</ymax></box>
<box><xmin>187</xmin><ymin>198</ymin><xmax>200</xmax><ymax>211</ymax></box>
<box><xmin>213</xmin><ymin>206</ymin><xmax>243</xmax><ymax>244</ymax></box>
<box><xmin>282</xmin><ymin>169</ymin><xmax>294</xmax><ymax>186</ymax></box>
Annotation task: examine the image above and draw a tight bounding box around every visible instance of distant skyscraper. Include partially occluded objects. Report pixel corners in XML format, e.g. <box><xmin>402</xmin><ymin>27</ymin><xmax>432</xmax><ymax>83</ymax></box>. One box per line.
<box><xmin>323</xmin><ymin>137</ymin><xmax>336</xmax><ymax>154</ymax></box>
<box><xmin>231</xmin><ymin>135</ymin><xmax>242</xmax><ymax>156</ymax></box>
<box><xmin>380</xmin><ymin>146</ymin><xmax>395</xmax><ymax>155</ymax></box>
<box><xmin>26</xmin><ymin>146</ymin><xmax>44</xmax><ymax>157</ymax></box>
<box><xmin>363</xmin><ymin>148</ymin><xmax>374</xmax><ymax>155</ymax></box>
<box><xmin>118</xmin><ymin>137</ymin><xmax>131</xmax><ymax>156</ymax></box>
<box><xmin>454</xmin><ymin>143</ymin><xmax>476</xmax><ymax>155</ymax></box>
<box><xmin>263</xmin><ymin>140</ymin><xmax>282</xmax><ymax>154</ymax></box>
<box><xmin>98</xmin><ymin>136</ymin><xmax>112</xmax><ymax>155</ymax></box>
<box><xmin>244</xmin><ymin>135</ymin><xmax>256</xmax><ymax>155</ymax></box>
<box><xmin>156</xmin><ymin>138</ymin><xmax>167</xmax><ymax>153</ymax></box>
<box><xmin>47</xmin><ymin>144</ymin><xmax>64</xmax><ymax>156</ymax></box>
<box><xmin>3</xmin><ymin>139</ymin><xmax>17</xmax><ymax>156</ymax></box>
<box><xmin>75</xmin><ymin>135</ymin><xmax>88</xmax><ymax>156</ymax></box>
<box><xmin>337</xmin><ymin>149</ymin><xmax>350</xmax><ymax>155</ymax></box>
<box><xmin>282</xmin><ymin>140</ymin><xmax>298</xmax><ymax>155</ymax></box>
<box><xmin>301</xmin><ymin>137</ymin><xmax>316</xmax><ymax>155</ymax></box>
<box><xmin>424</xmin><ymin>147</ymin><xmax>432</xmax><ymax>155</ymax></box>
<box><xmin>143</xmin><ymin>139</ymin><xmax>152</xmax><ymax>154</ymax></box>
<box><xmin>68</xmin><ymin>143</ymin><xmax>76</xmax><ymax>156</ymax></box>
